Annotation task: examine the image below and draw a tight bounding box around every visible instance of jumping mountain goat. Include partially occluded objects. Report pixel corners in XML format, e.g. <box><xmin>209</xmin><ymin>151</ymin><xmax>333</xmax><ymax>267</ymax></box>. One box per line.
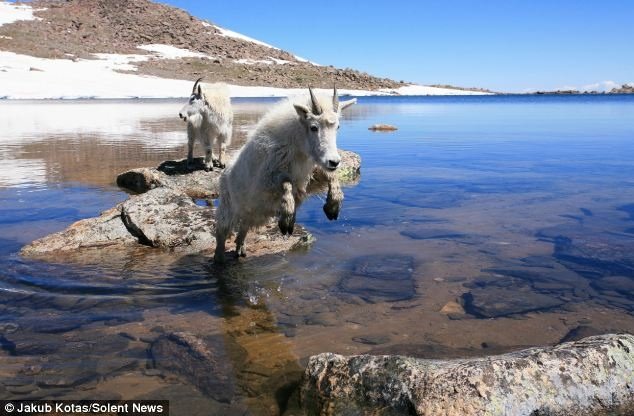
<box><xmin>178</xmin><ymin>78</ymin><xmax>233</xmax><ymax>171</ymax></box>
<box><xmin>214</xmin><ymin>87</ymin><xmax>356</xmax><ymax>263</ymax></box>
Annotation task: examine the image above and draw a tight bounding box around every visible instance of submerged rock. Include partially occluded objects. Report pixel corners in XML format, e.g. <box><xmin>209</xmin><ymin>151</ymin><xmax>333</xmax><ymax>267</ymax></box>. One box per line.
<box><xmin>462</xmin><ymin>286</ymin><xmax>565</xmax><ymax>318</ymax></box>
<box><xmin>300</xmin><ymin>334</ymin><xmax>634</xmax><ymax>416</ymax></box>
<box><xmin>339</xmin><ymin>255</ymin><xmax>416</xmax><ymax>302</ymax></box>
<box><xmin>116</xmin><ymin>150</ymin><xmax>362</xmax><ymax>198</ymax></box>
<box><xmin>151</xmin><ymin>332</ymin><xmax>237</xmax><ymax>403</ymax></box>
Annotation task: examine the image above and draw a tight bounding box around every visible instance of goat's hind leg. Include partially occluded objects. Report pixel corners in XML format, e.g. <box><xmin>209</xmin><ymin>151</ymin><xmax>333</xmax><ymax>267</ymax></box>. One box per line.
<box><xmin>235</xmin><ymin>223</ymin><xmax>248</xmax><ymax>257</ymax></box>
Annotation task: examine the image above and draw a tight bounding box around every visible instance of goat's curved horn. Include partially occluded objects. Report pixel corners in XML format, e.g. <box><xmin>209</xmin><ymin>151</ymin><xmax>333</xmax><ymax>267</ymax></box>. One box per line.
<box><xmin>333</xmin><ymin>84</ymin><xmax>339</xmax><ymax>112</ymax></box>
<box><xmin>192</xmin><ymin>77</ymin><xmax>204</xmax><ymax>95</ymax></box>
<box><xmin>309</xmin><ymin>87</ymin><xmax>322</xmax><ymax>115</ymax></box>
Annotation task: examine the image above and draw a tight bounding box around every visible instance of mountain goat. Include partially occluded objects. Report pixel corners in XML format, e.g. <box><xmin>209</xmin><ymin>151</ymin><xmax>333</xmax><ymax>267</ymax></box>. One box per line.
<box><xmin>178</xmin><ymin>78</ymin><xmax>233</xmax><ymax>171</ymax></box>
<box><xmin>214</xmin><ymin>87</ymin><xmax>356</xmax><ymax>263</ymax></box>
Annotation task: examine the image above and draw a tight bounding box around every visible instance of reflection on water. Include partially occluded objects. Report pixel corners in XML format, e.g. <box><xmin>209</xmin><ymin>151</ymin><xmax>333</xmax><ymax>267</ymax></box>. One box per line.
<box><xmin>1</xmin><ymin>95</ymin><xmax>634</xmax><ymax>414</ymax></box>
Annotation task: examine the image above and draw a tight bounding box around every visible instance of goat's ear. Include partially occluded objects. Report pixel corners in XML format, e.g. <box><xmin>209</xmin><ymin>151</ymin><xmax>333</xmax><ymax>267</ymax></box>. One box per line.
<box><xmin>339</xmin><ymin>98</ymin><xmax>357</xmax><ymax>111</ymax></box>
<box><xmin>294</xmin><ymin>103</ymin><xmax>311</xmax><ymax>119</ymax></box>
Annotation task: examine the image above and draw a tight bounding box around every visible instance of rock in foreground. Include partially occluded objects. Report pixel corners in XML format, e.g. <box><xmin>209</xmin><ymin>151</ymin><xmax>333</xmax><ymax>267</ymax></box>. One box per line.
<box><xmin>300</xmin><ymin>334</ymin><xmax>634</xmax><ymax>416</ymax></box>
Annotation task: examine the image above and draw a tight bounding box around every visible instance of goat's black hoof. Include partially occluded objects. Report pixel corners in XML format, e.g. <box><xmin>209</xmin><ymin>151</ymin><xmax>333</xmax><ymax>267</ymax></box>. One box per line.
<box><xmin>323</xmin><ymin>202</ymin><xmax>340</xmax><ymax>221</ymax></box>
<box><xmin>278</xmin><ymin>212</ymin><xmax>296</xmax><ymax>235</ymax></box>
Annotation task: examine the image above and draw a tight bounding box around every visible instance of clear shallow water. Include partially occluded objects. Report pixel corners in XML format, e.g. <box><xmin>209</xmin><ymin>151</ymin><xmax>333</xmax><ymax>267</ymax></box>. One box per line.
<box><xmin>1</xmin><ymin>95</ymin><xmax>634</xmax><ymax>414</ymax></box>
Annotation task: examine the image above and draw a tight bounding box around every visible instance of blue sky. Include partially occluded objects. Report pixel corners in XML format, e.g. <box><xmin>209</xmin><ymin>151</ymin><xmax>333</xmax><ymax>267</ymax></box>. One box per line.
<box><xmin>168</xmin><ymin>1</ymin><xmax>631</xmax><ymax>92</ymax></box>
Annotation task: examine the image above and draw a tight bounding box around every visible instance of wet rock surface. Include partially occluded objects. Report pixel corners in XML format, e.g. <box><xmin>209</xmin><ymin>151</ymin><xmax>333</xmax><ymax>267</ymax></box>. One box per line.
<box><xmin>301</xmin><ymin>334</ymin><xmax>634</xmax><ymax>416</ymax></box>
<box><xmin>338</xmin><ymin>255</ymin><xmax>416</xmax><ymax>302</ymax></box>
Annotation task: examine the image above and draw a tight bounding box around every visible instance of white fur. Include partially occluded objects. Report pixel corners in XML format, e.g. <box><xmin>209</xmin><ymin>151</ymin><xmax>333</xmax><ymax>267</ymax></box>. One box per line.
<box><xmin>214</xmin><ymin>89</ymin><xmax>356</xmax><ymax>262</ymax></box>
<box><xmin>179</xmin><ymin>82</ymin><xmax>233</xmax><ymax>170</ymax></box>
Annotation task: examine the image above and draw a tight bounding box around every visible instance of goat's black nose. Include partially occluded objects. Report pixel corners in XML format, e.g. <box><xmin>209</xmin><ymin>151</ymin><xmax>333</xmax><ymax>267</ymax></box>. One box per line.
<box><xmin>179</xmin><ymin>113</ymin><xmax>183</xmax><ymax>119</ymax></box>
<box><xmin>327</xmin><ymin>159</ymin><xmax>340</xmax><ymax>170</ymax></box>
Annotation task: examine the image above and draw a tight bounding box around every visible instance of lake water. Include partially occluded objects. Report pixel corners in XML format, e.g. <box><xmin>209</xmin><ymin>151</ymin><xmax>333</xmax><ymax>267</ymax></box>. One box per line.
<box><xmin>1</xmin><ymin>95</ymin><xmax>634</xmax><ymax>414</ymax></box>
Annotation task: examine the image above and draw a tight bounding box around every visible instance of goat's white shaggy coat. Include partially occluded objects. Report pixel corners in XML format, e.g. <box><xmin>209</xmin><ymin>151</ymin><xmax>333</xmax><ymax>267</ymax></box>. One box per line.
<box><xmin>179</xmin><ymin>80</ymin><xmax>233</xmax><ymax>170</ymax></box>
<box><xmin>214</xmin><ymin>88</ymin><xmax>356</xmax><ymax>262</ymax></box>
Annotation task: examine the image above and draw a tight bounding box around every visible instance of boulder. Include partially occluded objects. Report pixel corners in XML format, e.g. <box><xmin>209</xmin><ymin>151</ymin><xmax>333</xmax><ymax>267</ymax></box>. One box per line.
<box><xmin>116</xmin><ymin>150</ymin><xmax>362</xmax><ymax>198</ymax></box>
<box><xmin>301</xmin><ymin>334</ymin><xmax>634</xmax><ymax>416</ymax></box>
<box><xmin>20</xmin><ymin>187</ymin><xmax>312</xmax><ymax>258</ymax></box>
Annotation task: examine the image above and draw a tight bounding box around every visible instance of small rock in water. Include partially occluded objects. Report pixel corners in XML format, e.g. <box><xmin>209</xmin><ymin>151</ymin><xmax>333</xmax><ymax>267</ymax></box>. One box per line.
<box><xmin>368</xmin><ymin>124</ymin><xmax>398</xmax><ymax>131</ymax></box>
<box><xmin>439</xmin><ymin>300</ymin><xmax>465</xmax><ymax>315</ymax></box>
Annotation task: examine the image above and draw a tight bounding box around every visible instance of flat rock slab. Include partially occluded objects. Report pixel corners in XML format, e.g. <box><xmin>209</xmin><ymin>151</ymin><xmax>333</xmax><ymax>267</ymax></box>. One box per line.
<box><xmin>20</xmin><ymin>187</ymin><xmax>312</xmax><ymax>259</ymax></box>
<box><xmin>116</xmin><ymin>150</ymin><xmax>361</xmax><ymax>198</ymax></box>
<box><xmin>301</xmin><ymin>334</ymin><xmax>634</xmax><ymax>416</ymax></box>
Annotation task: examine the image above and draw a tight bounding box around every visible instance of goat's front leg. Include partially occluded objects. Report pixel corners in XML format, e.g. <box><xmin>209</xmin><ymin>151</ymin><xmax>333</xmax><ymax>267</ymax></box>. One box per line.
<box><xmin>323</xmin><ymin>174</ymin><xmax>343</xmax><ymax>220</ymax></box>
<box><xmin>186</xmin><ymin>124</ymin><xmax>196</xmax><ymax>170</ymax></box>
<box><xmin>278</xmin><ymin>181</ymin><xmax>296</xmax><ymax>235</ymax></box>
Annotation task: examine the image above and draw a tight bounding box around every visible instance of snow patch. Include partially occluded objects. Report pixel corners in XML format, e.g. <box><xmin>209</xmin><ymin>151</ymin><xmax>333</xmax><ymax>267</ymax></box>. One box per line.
<box><xmin>137</xmin><ymin>44</ymin><xmax>212</xmax><ymax>60</ymax></box>
<box><xmin>214</xmin><ymin>25</ymin><xmax>278</xmax><ymax>50</ymax></box>
<box><xmin>92</xmin><ymin>53</ymin><xmax>150</xmax><ymax>71</ymax></box>
<box><xmin>0</xmin><ymin>1</ymin><xmax>43</xmax><ymax>27</ymax></box>
<box><xmin>234</xmin><ymin>57</ymin><xmax>295</xmax><ymax>65</ymax></box>
<box><xmin>0</xmin><ymin>51</ymin><xmax>491</xmax><ymax>99</ymax></box>
<box><xmin>0</xmin><ymin>35</ymin><xmax>13</xmax><ymax>40</ymax></box>
<box><xmin>381</xmin><ymin>84</ymin><xmax>491</xmax><ymax>96</ymax></box>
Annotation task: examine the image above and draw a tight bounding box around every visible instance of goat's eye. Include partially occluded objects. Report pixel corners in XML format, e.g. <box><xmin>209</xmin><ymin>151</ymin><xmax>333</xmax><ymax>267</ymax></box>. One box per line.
<box><xmin>310</xmin><ymin>125</ymin><xmax>319</xmax><ymax>132</ymax></box>
<box><xmin>337</xmin><ymin>125</ymin><xmax>341</xmax><ymax>130</ymax></box>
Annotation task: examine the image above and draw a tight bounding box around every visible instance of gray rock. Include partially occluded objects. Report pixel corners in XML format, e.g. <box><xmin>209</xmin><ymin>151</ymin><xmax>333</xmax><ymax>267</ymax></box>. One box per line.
<box><xmin>151</xmin><ymin>332</ymin><xmax>237</xmax><ymax>403</ymax></box>
<box><xmin>120</xmin><ymin>187</ymin><xmax>214</xmax><ymax>250</ymax></box>
<box><xmin>20</xmin><ymin>207</ymin><xmax>137</xmax><ymax>255</ymax></box>
<box><xmin>300</xmin><ymin>334</ymin><xmax>634</xmax><ymax>416</ymax></box>
<box><xmin>20</xmin><ymin>187</ymin><xmax>312</xmax><ymax>259</ymax></box>
<box><xmin>117</xmin><ymin>150</ymin><xmax>362</xmax><ymax>198</ymax></box>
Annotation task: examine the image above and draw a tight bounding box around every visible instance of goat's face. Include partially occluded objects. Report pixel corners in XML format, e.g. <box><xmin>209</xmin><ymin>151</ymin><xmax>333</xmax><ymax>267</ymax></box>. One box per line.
<box><xmin>179</xmin><ymin>92</ymin><xmax>205</xmax><ymax>122</ymax></box>
<box><xmin>294</xmin><ymin>87</ymin><xmax>356</xmax><ymax>171</ymax></box>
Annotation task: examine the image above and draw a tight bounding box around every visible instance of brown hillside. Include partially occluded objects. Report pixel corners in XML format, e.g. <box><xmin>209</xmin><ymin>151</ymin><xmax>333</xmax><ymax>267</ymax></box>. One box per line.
<box><xmin>0</xmin><ymin>0</ymin><xmax>402</xmax><ymax>89</ymax></box>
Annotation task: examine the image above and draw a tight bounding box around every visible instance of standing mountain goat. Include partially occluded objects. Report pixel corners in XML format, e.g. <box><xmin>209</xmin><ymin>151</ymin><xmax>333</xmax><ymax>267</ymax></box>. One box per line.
<box><xmin>179</xmin><ymin>78</ymin><xmax>233</xmax><ymax>171</ymax></box>
<box><xmin>214</xmin><ymin>87</ymin><xmax>356</xmax><ymax>263</ymax></box>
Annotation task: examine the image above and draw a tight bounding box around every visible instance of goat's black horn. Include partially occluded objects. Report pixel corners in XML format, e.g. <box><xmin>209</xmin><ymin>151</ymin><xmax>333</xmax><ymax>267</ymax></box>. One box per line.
<box><xmin>192</xmin><ymin>77</ymin><xmax>204</xmax><ymax>94</ymax></box>
<box><xmin>308</xmin><ymin>86</ymin><xmax>322</xmax><ymax>115</ymax></box>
